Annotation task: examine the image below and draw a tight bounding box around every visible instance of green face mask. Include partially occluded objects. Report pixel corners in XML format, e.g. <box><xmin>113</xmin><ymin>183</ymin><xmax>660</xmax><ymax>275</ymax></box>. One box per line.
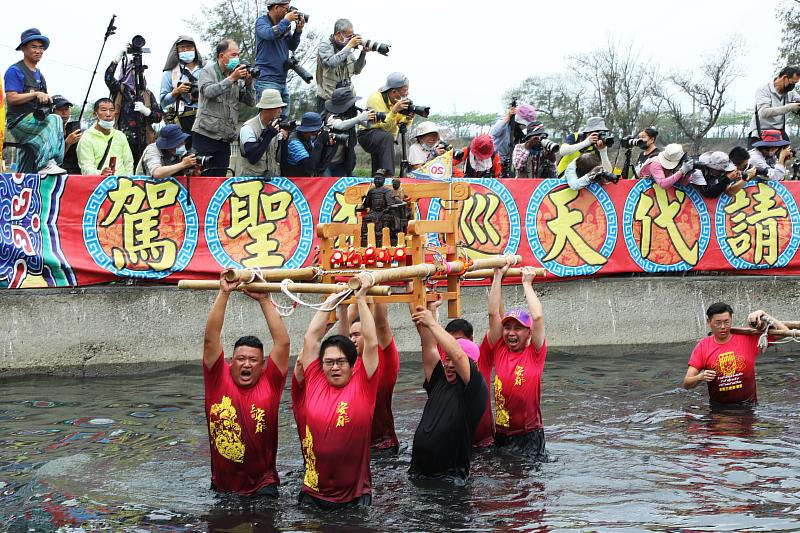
<box><xmin>225</xmin><ymin>57</ymin><xmax>240</xmax><ymax>71</ymax></box>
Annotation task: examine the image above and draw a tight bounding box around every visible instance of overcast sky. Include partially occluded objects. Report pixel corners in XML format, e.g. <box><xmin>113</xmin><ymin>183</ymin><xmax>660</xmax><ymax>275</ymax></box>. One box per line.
<box><xmin>1</xmin><ymin>0</ymin><xmax>788</xmax><ymax>124</ymax></box>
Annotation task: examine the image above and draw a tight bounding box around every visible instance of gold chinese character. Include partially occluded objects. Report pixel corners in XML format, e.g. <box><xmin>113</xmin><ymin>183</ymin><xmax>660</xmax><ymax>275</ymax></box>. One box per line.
<box><xmin>543</xmin><ymin>187</ymin><xmax>606</xmax><ymax>265</ymax></box>
<box><xmin>250</xmin><ymin>403</ymin><xmax>265</xmax><ymax>434</ymax></box>
<box><xmin>225</xmin><ymin>181</ymin><xmax>292</xmax><ymax>268</ymax></box>
<box><xmin>335</xmin><ymin>401</ymin><xmax>350</xmax><ymax>428</ymax></box>
<box><xmin>459</xmin><ymin>192</ymin><xmax>501</xmax><ymax>248</ymax></box>
<box><xmin>101</xmin><ymin>178</ymin><xmax>179</xmax><ymax>271</ymax></box>
<box><xmin>634</xmin><ymin>186</ymin><xmax>698</xmax><ymax>265</ymax></box>
<box><xmin>513</xmin><ymin>364</ymin><xmax>526</xmax><ymax>386</ymax></box>
<box><xmin>724</xmin><ymin>184</ymin><xmax>788</xmax><ymax>265</ymax></box>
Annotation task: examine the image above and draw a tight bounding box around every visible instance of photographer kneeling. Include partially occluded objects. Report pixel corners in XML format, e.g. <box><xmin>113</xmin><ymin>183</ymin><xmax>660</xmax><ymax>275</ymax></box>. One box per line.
<box><xmin>235</xmin><ymin>89</ymin><xmax>285</xmax><ymax>178</ymax></box>
<box><xmin>358</xmin><ymin>72</ymin><xmax>414</xmax><ymax>175</ymax></box>
<box><xmin>192</xmin><ymin>39</ymin><xmax>256</xmax><ymax>174</ymax></box>
<box><xmin>748</xmin><ymin>129</ymin><xmax>792</xmax><ymax>181</ymax></box>
<box><xmin>281</xmin><ymin>112</ymin><xmax>332</xmax><ymax>177</ymax></box>
<box><xmin>136</xmin><ymin>124</ymin><xmax>196</xmax><ymax>179</ymax></box>
<box><xmin>408</xmin><ymin>121</ymin><xmax>445</xmax><ymax>171</ymax></box>
<box><xmin>557</xmin><ymin>117</ymin><xmax>612</xmax><ymax>179</ymax></box>
<box><xmin>321</xmin><ymin>87</ymin><xmax>375</xmax><ymax>177</ymax></box>
<box><xmin>4</xmin><ymin>28</ymin><xmax>65</xmax><ymax>174</ymax></box>
<box><xmin>512</xmin><ymin>123</ymin><xmax>557</xmax><ymax>179</ymax></box>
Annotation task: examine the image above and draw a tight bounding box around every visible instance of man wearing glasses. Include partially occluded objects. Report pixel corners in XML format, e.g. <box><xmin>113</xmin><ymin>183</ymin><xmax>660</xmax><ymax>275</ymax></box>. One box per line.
<box><xmin>315</xmin><ymin>18</ymin><xmax>369</xmax><ymax>112</ymax></box>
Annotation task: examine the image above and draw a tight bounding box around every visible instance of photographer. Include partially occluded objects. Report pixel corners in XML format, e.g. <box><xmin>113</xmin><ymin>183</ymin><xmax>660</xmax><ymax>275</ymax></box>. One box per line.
<box><xmin>321</xmin><ymin>86</ymin><xmax>375</xmax><ymax>176</ymax></box>
<box><xmin>635</xmin><ymin>127</ymin><xmax>660</xmax><ymax>172</ymax></box>
<box><xmin>748</xmin><ymin>67</ymin><xmax>800</xmax><ymax>144</ymax></box>
<box><xmin>564</xmin><ymin>152</ymin><xmax>616</xmax><ymax>191</ymax></box>
<box><xmin>638</xmin><ymin>144</ymin><xmax>703</xmax><ymax>190</ymax></box>
<box><xmin>160</xmin><ymin>35</ymin><xmax>204</xmax><ymax>137</ymax></box>
<box><xmin>692</xmin><ymin>151</ymin><xmax>750</xmax><ymax>199</ymax></box>
<box><xmin>192</xmin><ymin>39</ymin><xmax>256</xmax><ymax>173</ymax></box>
<box><xmin>52</xmin><ymin>95</ymin><xmax>81</xmax><ymax>174</ymax></box>
<box><xmin>136</xmin><ymin>124</ymin><xmax>197</xmax><ymax>179</ymax></box>
<box><xmin>235</xmin><ymin>89</ymin><xmax>285</xmax><ymax>178</ymax></box>
<box><xmin>281</xmin><ymin>112</ymin><xmax>332</xmax><ymax>177</ymax></box>
<box><xmin>358</xmin><ymin>72</ymin><xmax>414</xmax><ymax>175</ymax></box>
<box><xmin>408</xmin><ymin>121</ymin><xmax>445</xmax><ymax>170</ymax></box>
<box><xmin>255</xmin><ymin>0</ymin><xmax>304</xmax><ymax>120</ymax></box>
<box><xmin>556</xmin><ymin>117</ymin><xmax>612</xmax><ymax>178</ymax></box>
<box><xmin>453</xmin><ymin>134</ymin><xmax>501</xmax><ymax>179</ymax></box>
<box><xmin>316</xmin><ymin>18</ymin><xmax>368</xmax><ymax>112</ymax></box>
<box><xmin>4</xmin><ymin>28</ymin><xmax>65</xmax><ymax>174</ymax></box>
<box><xmin>512</xmin><ymin>123</ymin><xmax>557</xmax><ymax>179</ymax></box>
<box><xmin>489</xmin><ymin>102</ymin><xmax>536</xmax><ymax>165</ymax></box>
<box><xmin>76</xmin><ymin>98</ymin><xmax>134</xmax><ymax>176</ymax></box>
<box><xmin>748</xmin><ymin>129</ymin><xmax>791</xmax><ymax>181</ymax></box>
<box><xmin>105</xmin><ymin>42</ymin><xmax>163</xmax><ymax>165</ymax></box>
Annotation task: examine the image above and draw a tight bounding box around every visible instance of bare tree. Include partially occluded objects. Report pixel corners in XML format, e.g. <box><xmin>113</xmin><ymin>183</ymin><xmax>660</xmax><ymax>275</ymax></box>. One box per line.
<box><xmin>569</xmin><ymin>38</ymin><xmax>655</xmax><ymax>136</ymax></box>
<box><xmin>777</xmin><ymin>0</ymin><xmax>800</xmax><ymax>66</ymax></box>
<box><xmin>505</xmin><ymin>74</ymin><xmax>587</xmax><ymax>138</ymax></box>
<box><xmin>651</xmin><ymin>37</ymin><xmax>744</xmax><ymax>153</ymax></box>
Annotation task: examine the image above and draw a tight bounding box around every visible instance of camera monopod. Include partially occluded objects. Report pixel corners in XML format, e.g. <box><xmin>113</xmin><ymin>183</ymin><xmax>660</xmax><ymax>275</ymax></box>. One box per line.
<box><xmin>78</xmin><ymin>14</ymin><xmax>117</xmax><ymax>125</ymax></box>
<box><xmin>398</xmin><ymin>123</ymin><xmax>410</xmax><ymax>177</ymax></box>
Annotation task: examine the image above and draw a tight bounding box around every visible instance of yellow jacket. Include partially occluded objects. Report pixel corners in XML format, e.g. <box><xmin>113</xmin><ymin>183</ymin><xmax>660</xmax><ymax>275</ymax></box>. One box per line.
<box><xmin>361</xmin><ymin>90</ymin><xmax>412</xmax><ymax>139</ymax></box>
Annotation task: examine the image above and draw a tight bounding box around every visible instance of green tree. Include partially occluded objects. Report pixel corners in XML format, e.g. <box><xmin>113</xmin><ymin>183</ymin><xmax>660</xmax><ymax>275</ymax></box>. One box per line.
<box><xmin>777</xmin><ymin>0</ymin><xmax>800</xmax><ymax>66</ymax></box>
<box><xmin>427</xmin><ymin>111</ymin><xmax>496</xmax><ymax>142</ymax></box>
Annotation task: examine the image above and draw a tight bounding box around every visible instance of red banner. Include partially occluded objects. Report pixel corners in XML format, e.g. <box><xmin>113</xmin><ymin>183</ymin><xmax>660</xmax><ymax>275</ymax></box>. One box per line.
<box><xmin>2</xmin><ymin>173</ymin><xmax>799</xmax><ymax>288</ymax></box>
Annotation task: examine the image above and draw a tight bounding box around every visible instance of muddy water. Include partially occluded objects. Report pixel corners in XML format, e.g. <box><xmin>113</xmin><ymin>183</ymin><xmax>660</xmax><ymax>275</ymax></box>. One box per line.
<box><xmin>1</xmin><ymin>345</ymin><xmax>799</xmax><ymax>532</ymax></box>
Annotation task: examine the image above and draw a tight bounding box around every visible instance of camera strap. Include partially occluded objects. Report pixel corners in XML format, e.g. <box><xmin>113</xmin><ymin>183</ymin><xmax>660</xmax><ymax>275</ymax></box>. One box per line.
<box><xmin>97</xmin><ymin>138</ymin><xmax>114</xmax><ymax>171</ymax></box>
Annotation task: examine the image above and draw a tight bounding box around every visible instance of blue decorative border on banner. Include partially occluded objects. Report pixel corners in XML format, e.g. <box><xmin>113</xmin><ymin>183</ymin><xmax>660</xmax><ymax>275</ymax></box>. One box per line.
<box><xmin>204</xmin><ymin>176</ymin><xmax>312</xmax><ymax>269</ymax></box>
<box><xmin>318</xmin><ymin>176</ymin><xmax>372</xmax><ymax>224</ymax></box>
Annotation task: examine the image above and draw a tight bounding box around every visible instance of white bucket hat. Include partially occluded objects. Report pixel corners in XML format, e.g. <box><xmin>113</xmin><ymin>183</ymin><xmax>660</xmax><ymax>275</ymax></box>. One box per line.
<box><xmin>414</xmin><ymin>121</ymin><xmax>439</xmax><ymax>138</ymax></box>
<box><xmin>658</xmin><ymin>143</ymin><xmax>685</xmax><ymax>170</ymax></box>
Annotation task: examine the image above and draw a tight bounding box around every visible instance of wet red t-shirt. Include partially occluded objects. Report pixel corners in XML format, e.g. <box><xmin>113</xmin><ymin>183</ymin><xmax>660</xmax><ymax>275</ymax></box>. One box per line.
<box><xmin>203</xmin><ymin>352</ymin><xmax>286</xmax><ymax>494</ymax></box>
<box><xmin>371</xmin><ymin>339</ymin><xmax>400</xmax><ymax>449</ymax></box>
<box><xmin>292</xmin><ymin>358</ymin><xmax>379</xmax><ymax>503</ymax></box>
<box><xmin>688</xmin><ymin>334</ymin><xmax>760</xmax><ymax>405</ymax></box>
<box><xmin>480</xmin><ymin>335</ymin><xmax>546</xmax><ymax>436</ymax></box>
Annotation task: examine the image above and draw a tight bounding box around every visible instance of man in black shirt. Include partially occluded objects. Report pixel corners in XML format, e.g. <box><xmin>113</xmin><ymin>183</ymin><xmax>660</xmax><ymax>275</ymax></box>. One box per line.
<box><xmin>408</xmin><ymin>305</ymin><xmax>488</xmax><ymax>484</ymax></box>
<box><xmin>52</xmin><ymin>95</ymin><xmax>81</xmax><ymax>174</ymax></box>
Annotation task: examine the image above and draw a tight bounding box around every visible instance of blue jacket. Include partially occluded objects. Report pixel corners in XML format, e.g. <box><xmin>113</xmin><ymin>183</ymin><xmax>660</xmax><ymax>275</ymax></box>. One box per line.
<box><xmin>254</xmin><ymin>15</ymin><xmax>302</xmax><ymax>85</ymax></box>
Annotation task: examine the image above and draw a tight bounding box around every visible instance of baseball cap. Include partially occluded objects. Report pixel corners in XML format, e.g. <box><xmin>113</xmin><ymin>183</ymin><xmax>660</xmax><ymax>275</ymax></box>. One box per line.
<box><xmin>502</xmin><ymin>308</ymin><xmax>532</xmax><ymax>328</ymax></box>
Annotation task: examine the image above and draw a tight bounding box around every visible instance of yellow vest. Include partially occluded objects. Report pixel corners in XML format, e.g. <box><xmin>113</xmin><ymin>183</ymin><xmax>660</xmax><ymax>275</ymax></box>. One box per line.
<box><xmin>556</xmin><ymin>133</ymin><xmax>596</xmax><ymax>177</ymax></box>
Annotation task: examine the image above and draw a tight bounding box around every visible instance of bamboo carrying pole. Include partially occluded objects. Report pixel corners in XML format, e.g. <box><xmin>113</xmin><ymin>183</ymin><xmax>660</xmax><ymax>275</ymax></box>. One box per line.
<box><xmin>223</xmin><ymin>267</ymin><xmax>318</xmax><ymax>283</ymax></box>
<box><xmin>178</xmin><ymin>280</ymin><xmax>391</xmax><ymax>295</ymax></box>
<box><xmin>468</xmin><ymin>255</ymin><xmax>523</xmax><ymax>270</ymax></box>
<box><xmin>730</xmin><ymin>326</ymin><xmax>800</xmax><ymax>338</ymax></box>
<box><xmin>464</xmin><ymin>267</ymin><xmax>546</xmax><ymax>279</ymax></box>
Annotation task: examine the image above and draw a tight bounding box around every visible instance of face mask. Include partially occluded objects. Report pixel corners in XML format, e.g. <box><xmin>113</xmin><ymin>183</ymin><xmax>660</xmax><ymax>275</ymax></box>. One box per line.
<box><xmin>784</xmin><ymin>82</ymin><xmax>797</xmax><ymax>94</ymax></box>
<box><xmin>225</xmin><ymin>57</ymin><xmax>240</xmax><ymax>71</ymax></box>
<box><xmin>179</xmin><ymin>51</ymin><xmax>195</xmax><ymax>63</ymax></box>
<box><xmin>97</xmin><ymin>119</ymin><xmax>114</xmax><ymax>130</ymax></box>
<box><xmin>175</xmin><ymin>146</ymin><xmax>187</xmax><ymax>157</ymax></box>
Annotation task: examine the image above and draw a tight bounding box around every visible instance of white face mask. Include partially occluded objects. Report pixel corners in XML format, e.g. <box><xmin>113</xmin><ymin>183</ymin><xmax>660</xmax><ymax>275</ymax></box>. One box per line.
<box><xmin>97</xmin><ymin>119</ymin><xmax>115</xmax><ymax>130</ymax></box>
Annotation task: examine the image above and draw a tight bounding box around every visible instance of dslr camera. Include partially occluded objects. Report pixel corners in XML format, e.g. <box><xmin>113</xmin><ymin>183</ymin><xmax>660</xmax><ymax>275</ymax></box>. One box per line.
<box><xmin>279</xmin><ymin>119</ymin><xmax>298</xmax><ymax>132</ymax></box>
<box><xmin>238</xmin><ymin>63</ymin><xmax>261</xmax><ymax>78</ymax></box>
<box><xmin>323</xmin><ymin>127</ymin><xmax>349</xmax><ymax>144</ymax></box>
<box><xmin>540</xmin><ymin>138</ymin><xmax>560</xmax><ymax>153</ymax></box>
<box><xmin>127</xmin><ymin>34</ymin><xmax>150</xmax><ymax>55</ymax></box>
<box><xmin>284</xmin><ymin>55</ymin><xmax>313</xmax><ymax>84</ymax></box>
<box><xmin>32</xmin><ymin>100</ymin><xmax>55</xmax><ymax>121</ymax></box>
<box><xmin>591</xmin><ymin>170</ymin><xmax>620</xmax><ymax>184</ymax></box>
<box><xmin>372</xmin><ymin>111</ymin><xmax>387</xmax><ymax>122</ymax></box>
<box><xmin>360</xmin><ymin>38</ymin><xmax>391</xmax><ymax>56</ymax></box>
<box><xmin>436</xmin><ymin>140</ymin><xmax>453</xmax><ymax>152</ymax></box>
<box><xmin>399</xmin><ymin>100</ymin><xmax>430</xmax><ymax>118</ymax></box>
<box><xmin>288</xmin><ymin>6</ymin><xmax>309</xmax><ymax>21</ymax></box>
<box><xmin>596</xmin><ymin>131</ymin><xmax>615</xmax><ymax>148</ymax></box>
<box><xmin>621</xmin><ymin>135</ymin><xmax>647</xmax><ymax>150</ymax></box>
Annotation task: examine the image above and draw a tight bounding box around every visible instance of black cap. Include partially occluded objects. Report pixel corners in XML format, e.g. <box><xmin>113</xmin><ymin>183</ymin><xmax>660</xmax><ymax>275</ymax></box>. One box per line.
<box><xmin>51</xmin><ymin>95</ymin><xmax>72</xmax><ymax>109</ymax></box>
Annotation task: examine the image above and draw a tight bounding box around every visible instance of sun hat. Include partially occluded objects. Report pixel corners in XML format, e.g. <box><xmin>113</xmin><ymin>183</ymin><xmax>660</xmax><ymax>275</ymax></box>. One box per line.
<box><xmin>414</xmin><ymin>121</ymin><xmax>439</xmax><ymax>138</ymax></box>
<box><xmin>469</xmin><ymin>134</ymin><xmax>494</xmax><ymax>160</ymax></box>
<box><xmin>296</xmin><ymin>112</ymin><xmax>323</xmax><ymax>133</ymax></box>
<box><xmin>514</xmin><ymin>103</ymin><xmax>537</xmax><ymax>126</ymax></box>
<box><xmin>580</xmin><ymin>116</ymin><xmax>609</xmax><ymax>134</ymax></box>
<box><xmin>156</xmin><ymin>124</ymin><xmax>190</xmax><ymax>150</ymax></box>
<box><xmin>502</xmin><ymin>308</ymin><xmax>532</xmax><ymax>328</ymax></box>
<box><xmin>17</xmin><ymin>28</ymin><xmax>49</xmax><ymax>51</ymax></box>
<box><xmin>698</xmin><ymin>151</ymin><xmax>736</xmax><ymax>172</ymax></box>
<box><xmin>658</xmin><ymin>143</ymin><xmax>686</xmax><ymax>170</ymax></box>
<box><xmin>325</xmin><ymin>87</ymin><xmax>358</xmax><ymax>114</ymax></box>
<box><xmin>752</xmin><ymin>129</ymin><xmax>791</xmax><ymax>148</ymax></box>
<box><xmin>256</xmin><ymin>89</ymin><xmax>286</xmax><ymax>109</ymax></box>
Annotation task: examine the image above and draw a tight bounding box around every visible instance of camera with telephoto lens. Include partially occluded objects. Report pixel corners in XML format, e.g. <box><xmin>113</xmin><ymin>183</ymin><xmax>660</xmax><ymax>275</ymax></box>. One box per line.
<box><xmin>373</xmin><ymin>111</ymin><xmax>387</xmax><ymax>122</ymax></box>
<box><xmin>238</xmin><ymin>63</ymin><xmax>260</xmax><ymax>78</ymax></box>
<box><xmin>284</xmin><ymin>55</ymin><xmax>313</xmax><ymax>84</ymax></box>
<box><xmin>399</xmin><ymin>100</ymin><xmax>430</xmax><ymax>118</ymax></box>
<box><xmin>127</xmin><ymin>34</ymin><xmax>150</xmax><ymax>55</ymax></box>
<box><xmin>323</xmin><ymin>127</ymin><xmax>349</xmax><ymax>144</ymax></box>
<box><xmin>32</xmin><ymin>100</ymin><xmax>54</xmax><ymax>121</ymax></box>
<box><xmin>621</xmin><ymin>135</ymin><xmax>647</xmax><ymax>150</ymax></box>
<box><xmin>540</xmin><ymin>138</ymin><xmax>560</xmax><ymax>153</ymax></box>
<box><xmin>361</xmin><ymin>39</ymin><xmax>391</xmax><ymax>56</ymax></box>
<box><xmin>288</xmin><ymin>6</ymin><xmax>309</xmax><ymax>21</ymax></box>
<box><xmin>186</xmin><ymin>148</ymin><xmax>214</xmax><ymax>172</ymax></box>
<box><xmin>591</xmin><ymin>170</ymin><xmax>620</xmax><ymax>184</ymax></box>
<box><xmin>596</xmin><ymin>131</ymin><xmax>615</xmax><ymax>147</ymax></box>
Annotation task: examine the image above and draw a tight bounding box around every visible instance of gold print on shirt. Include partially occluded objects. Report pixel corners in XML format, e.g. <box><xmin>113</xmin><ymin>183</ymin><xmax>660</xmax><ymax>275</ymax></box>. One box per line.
<box><xmin>335</xmin><ymin>401</ymin><xmax>351</xmax><ymax>428</ymax></box>
<box><xmin>209</xmin><ymin>395</ymin><xmax>245</xmax><ymax>463</ymax></box>
<box><xmin>302</xmin><ymin>424</ymin><xmax>319</xmax><ymax>491</ymax></box>
<box><xmin>494</xmin><ymin>376</ymin><xmax>510</xmax><ymax>427</ymax></box>
<box><xmin>250</xmin><ymin>404</ymin><xmax>265</xmax><ymax>434</ymax></box>
<box><xmin>718</xmin><ymin>351</ymin><xmax>738</xmax><ymax>376</ymax></box>
<box><xmin>514</xmin><ymin>365</ymin><xmax>526</xmax><ymax>386</ymax></box>
<box><xmin>714</xmin><ymin>350</ymin><xmax>747</xmax><ymax>392</ymax></box>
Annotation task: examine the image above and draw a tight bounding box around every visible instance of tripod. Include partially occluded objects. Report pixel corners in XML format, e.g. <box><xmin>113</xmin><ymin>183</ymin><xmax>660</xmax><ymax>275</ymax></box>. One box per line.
<box><xmin>620</xmin><ymin>148</ymin><xmax>638</xmax><ymax>180</ymax></box>
<box><xmin>398</xmin><ymin>123</ymin><xmax>410</xmax><ymax>177</ymax></box>
<box><xmin>78</xmin><ymin>15</ymin><xmax>116</xmax><ymax>125</ymax></box>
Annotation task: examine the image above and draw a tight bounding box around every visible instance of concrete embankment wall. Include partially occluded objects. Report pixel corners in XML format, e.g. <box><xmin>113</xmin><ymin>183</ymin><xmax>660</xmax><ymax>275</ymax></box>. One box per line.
<box><xmin>2</xmin><ymin>276</ymin><xmax>797</xmax><ymax>377</ymax></box>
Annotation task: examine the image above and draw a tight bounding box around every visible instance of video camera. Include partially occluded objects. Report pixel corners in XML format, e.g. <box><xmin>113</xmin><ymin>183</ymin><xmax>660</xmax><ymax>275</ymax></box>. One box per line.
<box><xmin>288</xmin><ymin>6</ymin><xmax>309</xmax><ymax>21</ymax></box>
<box><xmin>360</xmin><ymin>38</ymin><xmax>391</xmax><ymax>56</ymax></box>
<box><xmin>285</xmin><ymin>55</ymin><xmax>313</xmax><ymax>84</ymax></box>
<box><xmin>621</xmin><ymin>135</ymin><xmax>647</xmax><ymax>150</ymax></box>
<box><xmin>399</xmin><ymin>100</ymin><xmax>430</xmax><ymax>118</ymax></box>
<box><xmin>127</xmin><ymin>34</ymin><xmax>150</xmax><ymax>55</ymax></box>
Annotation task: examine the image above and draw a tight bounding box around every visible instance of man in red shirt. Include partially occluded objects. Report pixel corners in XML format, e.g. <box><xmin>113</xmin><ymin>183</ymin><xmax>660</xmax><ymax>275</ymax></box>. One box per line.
<box><xmin>684</xmin><ymin>302</ymin><xmax>786</xmax><ymax>408</ymax></box>
<box><xmin>482</xmin><ymin>263</ymin><xmax>548</xmax><ymax>460</ymax></box>
<box><xmin>292</xmin><ymin>273</ymin><xmax>380</xmax><ymax>510</ymax></box>
<box><xmin>202</xmin><ymin>269</ymin><xmax>290</xmax><ymax>496</ymax></box>
<box><xmin>341</xmin><ymin>303</ymin><xmax>400</xmax><ymax>452</ymax></box>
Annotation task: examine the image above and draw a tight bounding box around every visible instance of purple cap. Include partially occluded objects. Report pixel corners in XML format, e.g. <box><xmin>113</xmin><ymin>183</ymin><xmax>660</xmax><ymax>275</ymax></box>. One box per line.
<box><xmin>502</xmin><ymin>308</ymin><xmax>532</xmax><ymax>328</ymax></box>
<box><xmin>457</xmin><ymin>338</ymin><xmax>480</xmax><ymax>362</ymax></box>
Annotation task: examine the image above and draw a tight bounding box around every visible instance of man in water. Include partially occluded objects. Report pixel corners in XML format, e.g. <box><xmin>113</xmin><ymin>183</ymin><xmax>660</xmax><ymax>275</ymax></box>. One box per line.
<box><xmin>483</xmin><ymin>263</ymin><xmax>548</xmax><ymax>460</ymax></box>
<box><xmin>684</xmin><ymin>302</ymin><xmax>786</xmax><ymax>408</ymax></box>
<box><xmin>408</xmin><ymin>304</ymin><xmax>487</xmax><ymax>482</ymax></box>
<box><xmin>202</xmin><ymin>269</ymin><xmax>290</xmax><ymax>496</ymax></box>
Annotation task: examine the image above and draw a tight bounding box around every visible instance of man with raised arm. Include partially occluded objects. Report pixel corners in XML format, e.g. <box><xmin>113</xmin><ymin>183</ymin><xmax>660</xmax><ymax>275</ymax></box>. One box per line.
<box><xmin>292</xmin><ymin>274</ymin><xmax>380</xmax><ymax>509</ymax></box>
<box><xmin>684</xmin><ymin>302</ymin><xmax>786</xmax><ymax>408</ymax></box>
<box><xmin>202</xmin><ymin>269</ymin><xmax>290</xmax><ymax>496</ymax></box>
<box><xmin>408</xmin><ymin>303</ymin><xmax>488</xmax><ymax>483</ymax></box>
<box><xmin>482</xmin><ymin>263</ymin><xmax>548</xmax><ymax>460</ymax></box>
